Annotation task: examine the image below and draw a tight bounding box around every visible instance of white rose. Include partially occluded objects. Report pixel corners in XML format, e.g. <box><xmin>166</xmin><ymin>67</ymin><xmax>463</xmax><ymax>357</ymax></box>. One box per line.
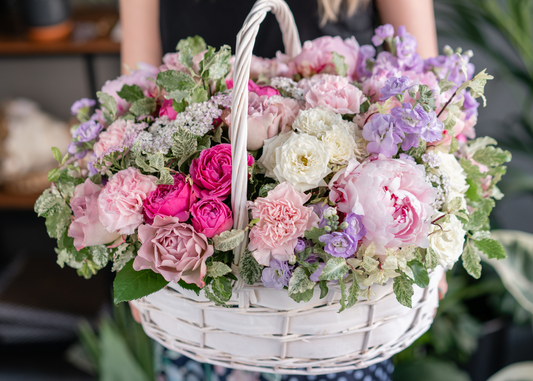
<box><xmin>273</xmin><ymin>133</ymin><xmax>331</xmax><ymax>192</ymax></box>
<box><xmin>257</xmin><ymin>131</ymin><xmax>293</xmax><ymax>179</ymax></box>
<box><xmin>436</xmin><ymin>150</ymin><xmax>469</xmax><ymax>208</ymax></box>
<box><xmin>429</xmin><ymin>214</ymin><xmax>466</xmax><ymax>269</ymax></box>
<box><xmin>322</xmin><ymin>125</ymin><xmax>357</xmax><ymax>165</ymax></box>
<box><xmin>292</xmin><ymin>107</ymin><xmax>341</xmax><ymax>138</ymax></box>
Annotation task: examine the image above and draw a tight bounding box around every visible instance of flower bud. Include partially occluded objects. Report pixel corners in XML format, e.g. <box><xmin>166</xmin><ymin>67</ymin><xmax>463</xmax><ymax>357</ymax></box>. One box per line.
<box><xmin>408</xmin><ymin>84</ymin><xmax>419</xmax><ymax>99</ymax></box>
<box><xmin>323</xmin><ymin>207</ymin><xmax>337</xmax><ymax>219</ymax></box>
<box><xmin>339</xmin><ymin>222</ymin><xmax>349</xmax><ymax>230</ymax></box>
<box><xmin>443</xmin><ymin>45</ymin><xmax>453</xmax><ymax>56</ymax></box>
<box><xmin>464</xmin><ymin>50</ymin><xmax>474</xmax><ymax>58</ymax></box>
<box><xmin>324</xmin><ymin>226</ymin><xmax>332</xmax><ymax>232</ymax></box>
<box><xmin>455</xmin><ymin>47</ymin><xmax>463</xmax><ymax>54</ymax></box>
<box><xmin>288</xmin><ymin>254</ymin><xmax>297</xmax><ymax>265</ymax></box>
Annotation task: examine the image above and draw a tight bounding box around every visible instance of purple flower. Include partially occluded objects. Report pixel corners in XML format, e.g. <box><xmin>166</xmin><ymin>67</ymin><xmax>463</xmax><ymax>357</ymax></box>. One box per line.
<box><xmin>71</xmin><ymin>98</ymin><xmax>96</xmax><ymax>115</ymax></box>
<box><xmin>399</xmin><ymin>153</ymin><xmax>415</xmax><ymax>161</ymax></box>
<box><xmin>362</xmin><ymin>114</ymin><xmax>403</xmax><ymax>157</ymax></box>
<box><xmin>424</xmin><ymin>54</ymin><xmax>475</xmax><ymax>85</ymax></box>
<box><xmin>401</xmin><ymin>134</ymin><xmax>420</xmax><ymax>151</ymax></box>
<box><xmin>343</xmin><ymin>213</ymin><xmax>366</xmax><ymax>241</ymax></box>
<box><xmin>312</xmin><ymin>203</ymin><xmax>330</xmax><ymax>229</ymax></box>
<box><xmin>391</xmin><ymin>103</ymin><xmax>429</xmax><ymax>135</ymax></box>
<box><xmin>419</xmin><ymin>109</ymin><xmax>444</xmax><ymax>143</ymax></box>
<box><xmin>355</xmin><ymin>45</ymin><xmax>376</xmax><ymax>79</ymax></box>
<box><xmin>87</xmin><ymin>159</ymin><xmax>99</xmax><ymax>176</ymax></box>
<box><xmin>372</xmin><ymin>24</ymin><xmax>395</xmax><ymax>46</ymax></box>
<box><xmin>310</xmin><ymin>263</ymin><xmax>326</xmax><ymax>282</ymax></box>
<box><xmin>261</xmin><ymin>259</ymin><xmax>293</xmax><ymax>290</ymax></box>
<box><xmin>319</xmin><ymin>232</ymin><xmax>358</xmax><ymax>258</ymax></box>
<box><xmin>394</xmin><ymin>26</ymin><xmax>424</xmax><ymax>73</ymax></box>
<box><xmin>295</xmin><ymin>238</ymin><xmax>307</xmax><ymax>252</ymax></box>
<box><xmin>380</xmin><ymin>76</ymin><xmax>411</xmax><ymax>101</ymax></box>
<box><xmin>463</xmin><ymin>91</ymin><xmax>479</xmax><ymax>120</ymax></box>
<box><xmin>68</xmin><ymin>141</ymin><xmax>87</xmax><ymax>160</ymax></box>
<box><xmin>73</xmin><ymin>120</ymin><xmax>103</xmax><ymax>143</ymax></box>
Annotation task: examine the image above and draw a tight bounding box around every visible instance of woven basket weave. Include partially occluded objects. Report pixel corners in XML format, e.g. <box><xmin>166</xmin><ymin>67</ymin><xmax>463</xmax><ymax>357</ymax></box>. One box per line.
<box><xmin>132</xmin><ymin>0</ymin><xmax>443</xmax><ymax>374</ymax></box>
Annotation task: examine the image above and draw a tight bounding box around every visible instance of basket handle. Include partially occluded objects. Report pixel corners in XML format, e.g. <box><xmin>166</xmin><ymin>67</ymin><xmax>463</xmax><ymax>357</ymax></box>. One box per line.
<box><xmin>230</xmin><ymin>0</ymin><xmax>301</xmax><ymax>267</ymax></box>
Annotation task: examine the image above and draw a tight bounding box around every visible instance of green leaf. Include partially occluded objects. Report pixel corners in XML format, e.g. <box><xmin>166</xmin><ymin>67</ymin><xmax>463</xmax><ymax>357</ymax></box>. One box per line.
<box><xmin>207</xmin><ymin>261</ymin><xmax>232</xmax><ymax>278</ymax></box>
<box><xmin>97</xmin><ymin>91</ymin><xmax>117</xmax><ymax>124</ymax></box>
<box><xmin>332</xmin><ymin>52</ymin><xmax>348</xmax><ymax>77</ymax></box>
<box><xmin>111</xmin><ymin>244</ymin><xmax>136</xmax><ymax>272</ymax></box>
<box><xmin>171</xmin><ymin>127</ymin><xmax>198</xmax><ymax>161</ymax></box>
<box><xmin>472</xmin><ymin>238</ymin><xmax>506</xmax><ymax>260</ymax></box>
<box><xmin>239</xmin><ymin>250</ymin><xmax>264</xmax><ymax>285</ymax></box>
<box><xmin>407</xmin><ymin>259</ymin><xmax>430</xmax><ymax>288</ymax></box>
<box><xmin>438</xmin><ymin>79</ymin><xmax>456</xmax><ymax>93</ymax></box>
<box><xmin>473</xmin><ymin>146</ymin><xmax>512</xmax><ymax>167</ymax></box>
<box><xmin>344</xmin><ymin>274</ymin><xmax>360</xmax><ymax>311</ymax></box>
<box><xmin>167</xmin><ymin>89</ymin><xmax>190</xmax><ymax>103</ymax></box>
<box><xmin>405</xmin><ymin>140</ymin><xmax>427</xmax><ymax>159</ymax></box>
<box><xmin>462</xmin><ymin>243</ymin><xmax>482</xmax><ymax>279</ymax></box>
<box><xmin>304</xmin><ymin>227</ymin><xmax>328</xmax><ymax>245</ymax></box>
<box><xmin>465</xmin><ymin>178</ymin><xmax>483</xmax><ymax>203</ymax></box>
<box><xmin>258</xmin><ymin>183</ymin><xmax>278</xmax><ymax>198</ymax></box>
<box><xmin>466</xmin><ymin>208</ymin><xmax>489</xmax><ymax>232</ymax></box>
<box><xmin>117</xmin><ymin>84</ymin><xmax>145</xmax><ymax>103</ymax></box>
<box><xmin>449</xmin><ymin>135</ymin><xmax>459</xmax><ymax>154</ymax></box>
<box><xmin>47</xmin><ymin>168</ymin><xmax>61</xmax><ymax>182</ymax></box>
<box><xmin>199</xmin><ymin>45</ymin><xmax>232</xmax><ymax>81</ymax></box>
<box><xmin>188</xmin><ymin>86</ymin><xmax>208</xmax><ymax>103</ymax></box>
<box><xmin>51</xmin><ymin>147</ymin><xmax>62</xmax><ymax>164</ymax></box>
<box><xmin>289</xmin><ymin>288</ymin><xmax>315</xmax><ymax>303</ymax></box>
<box><xmin>177</xmin><ymin>35</ymin><xmax>207</xmax><ymax>68</ymax></box>
<box><xmin>45</xmin><ymin>202</ymin><xmax>72</xmax><ymax>239</ymax></box>
<box><xmin>319</xmin><ymin>280</ymin><xmax>329</xmax><ymax>299</ymax></box>
<box><xmin>56</xmin><ymin>170</ymin><xmax>83</xmax><ymax>200</ymax></box>
<box><xmin>212</xmin><ymin>229</ymin><xmax>245</xmax><ymax>252</ymax></box>
<box><xmin>178</xmin><ymin>279</ymin><xmax>201</xmax><ymax>296</ymax></box>
<box><xmin>318</xmin><ymin>257</ymin><xmax>349</xmax><ymax>281</ymax></box>
<box><xmin>129</xmin><ymin>97</ymin><xmax>156</xmax><ymax>117</ymax></box>
<box><xmin>425</xmin><ymin>247</ymin><xmax>438</xmax><ymax>270</ymax></box>
<box><xmin>460</xmin><ymin>158</ymin><xmax>484</xmax><ymax>179</ymax></box>
<box><xmin>89</xmin><ymin>245</ymin><xmax>109</xmax><ymax>268</ymax></box>
<box><xmin>134</xmin><ymin>154</ymin><xmax>157</xmax><ymax>173</ymax></box>
<box><xmin>446</xmin><ymin>197</ymin><xmax>463</xmax><ymax>213</ymax></box>
<box><xmin>338</xmin><ymin>276</ymin><xmax>347</xmax><ymax>312</ymax></box>
<box><xmin>156</xmin><ymin>70</ymin><xmax>196</xmax><ymax>92</ymax></box>
<box><xmin>393</xmin><ymin>273</ymin><xmax>414</xmax><ymax>308</ymax></box>
<box><xmin>156</xmin><ymin>169</ymin><xmax>174</xmax><ymax>185</ymax></box>
<box><xmin>288</xmin><ymin>267</ymin><xmax>316</xmax><ymax>296</ymax></box>
<box><xmin>34</xmin><ymin>188</ymin><xmax>62</xmax><ymax>217</ymax></box>
<box><xmin>212</xmin><ymin>126</ymin><xmax>223</xmax><ymax>144</ymax></box>
<box><xmin>204</xmin><ymin>276</ymin><xmax>232</xmax><ymax>306</ymax></box>
<box><xmin>113</xmin><ymin>259</ymin><xmax>168</xmax><ymax>305</ymax></box>
<box><xmin>90</xmin><ymin>173</ymin><xmax>102</xmax><ymax>185</ymax></box>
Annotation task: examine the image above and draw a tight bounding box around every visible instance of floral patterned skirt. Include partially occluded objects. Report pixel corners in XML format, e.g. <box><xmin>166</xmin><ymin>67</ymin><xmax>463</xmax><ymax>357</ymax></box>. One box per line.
<box><xmin>155</xmin><ymin>345</ymin><xmax>394</xmax><ymax>381</ymax></box>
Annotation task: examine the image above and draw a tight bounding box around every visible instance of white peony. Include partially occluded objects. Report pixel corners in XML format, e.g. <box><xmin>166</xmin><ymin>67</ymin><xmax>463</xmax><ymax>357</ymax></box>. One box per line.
<box><xmin>292</xmin><ymin>107</ymin><xmax>342</xmax><ymax>138</ymax></box>
<box><xmin>257</xmin><ymin>131</ymin><xmax>293</xmax><ymax>179</ymax></box>
<box><xmin>322</xmin><ymin>125</ymin><xmax>357</xmax><ymax>165</ymax></box>
<box><xmin>273</xmin><ymin>133</ymin><xmax>331</xmax><ymax>192</ymax></box>
<box><xmin>429</xmin><ymin>213</ymin><xmax>466</xmax><ymax>269</ymax></box>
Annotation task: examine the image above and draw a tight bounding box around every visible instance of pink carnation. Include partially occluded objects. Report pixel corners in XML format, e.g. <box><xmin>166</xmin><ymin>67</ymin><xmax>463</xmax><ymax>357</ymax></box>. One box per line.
<box><xmin>248</xmin><ymin>182</ymin><xmax>319</xmax><ymax>266</ymax></box>
<box><xmin>133</xmin><ymin>216</ymin><xmax>214</xmax><ymax>287</ymax></box>
<box><xmin>98</xmin><ymin>168</ymin><xmax>157</xmax><ymax>235</ymax></box>
<box><xmin>329</xmin><ymin>156</ymin><xmax>436</xmax><ymax>254</ymax></box>
<box><xmin>305</xmin><ymin>75</ymin><xmax>366</xmax><ymax>114</ymax></box>
<box><xmin>93</xmin><ymin>119</ymin><xmax>128</xmax><ymax>158</ymax></box>
<box><xmin>68</xmin><ymin>179</ymin><xmax>121</xmax><ymax>250</ymax></box>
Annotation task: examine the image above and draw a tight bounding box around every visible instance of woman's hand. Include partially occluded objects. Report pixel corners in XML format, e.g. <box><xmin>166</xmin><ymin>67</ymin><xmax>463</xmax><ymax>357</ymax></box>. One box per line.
<box><xmin>129</xmin><ymin>302</ymin><xmax>142</xmax><ymax>324</ymax></box>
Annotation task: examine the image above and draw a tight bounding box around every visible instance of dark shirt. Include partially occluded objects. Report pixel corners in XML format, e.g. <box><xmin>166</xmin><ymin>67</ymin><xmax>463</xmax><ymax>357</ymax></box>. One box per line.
<box><xmin>160</xmin><ymin>0</ymin><xmax>377</xmax><ymax>57</ymax></box>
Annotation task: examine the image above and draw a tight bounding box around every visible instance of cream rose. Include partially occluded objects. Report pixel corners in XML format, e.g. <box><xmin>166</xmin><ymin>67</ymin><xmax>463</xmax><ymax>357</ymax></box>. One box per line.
<box><xmin>429</xmin><ymin>214</ymin><xmax>466</xmax><ymax>269</ymax></box>
<box><xmin>436</xmin><ymin>150</ymin><xmax>469</xmax><ymax>208</ymax></box>
<box><xmin>292</xmin><ymin>107</ymin><xmax>342</xmax><ymax>138</ymax></box>
<box><xmin>322</xmin><ymin>125</ymin><xmax>357</xmax><ymax>165</ymax></box>
<box><xmin>257</xmin><ymin>131</ymin><xmax>293</xmax><ymax>179</ymax></box>
<box><xmin>273</xmin><ymin>133</ymin><xmax>331</xmax><ymax>192</ymax></box>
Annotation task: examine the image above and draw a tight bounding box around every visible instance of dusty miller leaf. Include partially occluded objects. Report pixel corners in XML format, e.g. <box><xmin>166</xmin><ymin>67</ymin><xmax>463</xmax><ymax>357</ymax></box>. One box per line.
<box><xmin>199</xmin><ymin>45</ymin><xmax>232</xmax><ymax>81</ymax></box>
<box><xmin>288</xmin><ymin>267</ymin><xmax>315</xmax><ymax>296</ymax></box>
<box><xmin>156</xmin><ymin>70</ymin><xmax>196</xmax><ymax>92</ymax></box>
<box><xmin>112</xmin><ymin>244</ymin><xmax>136</xmax><ymax>272</ymax></box>
<box><xmin>156</xmin><ymin>169</ymin><xmax>174</xmax><ymax>185</ymax></box>
<box><xmin>130</xmin><ymin>97</ymin><xmax>156</xmax><ymax>117</ymax></box>
<box><xmin>177</xmin><ymin>35</ymin><xmax>207</xmax><ymax>68</ymax></box>
<box><xmin>212</xmin><ymin>229</ymin><xmax>245</xmax><ymax>252</ymax></box>
<box><xmin>207</xmin><ymin>261</ymin><xmax>232</xmax><ymax>278</ymax></box>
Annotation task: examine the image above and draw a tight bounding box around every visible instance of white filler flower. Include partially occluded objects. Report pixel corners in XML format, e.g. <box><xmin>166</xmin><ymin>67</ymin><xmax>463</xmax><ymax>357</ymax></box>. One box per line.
<box><xmin>429</xmin><ymin>213</ymin><xmax>466</xmax><ymax>269</ymax></box>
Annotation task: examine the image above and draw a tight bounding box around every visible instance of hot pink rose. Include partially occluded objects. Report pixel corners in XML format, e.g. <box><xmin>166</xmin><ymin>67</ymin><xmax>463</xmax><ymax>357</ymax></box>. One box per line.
<box><xmin>191</xmin><ymin>197</ymin><xmax>233</xmax><ymax>238</ymax></box>
<box><xmin>329</xmin><ymin>155</ymin><xmax>436</xmax><ymax>254</ymax></box>
<box><xmin>190</xmin><ymin>144</ymin><xmax>254</xmax><ymax>199</ymax></box>
<box><xmin>248</xmin><ymin>182</ymin><xmax>319</xmax><ymax>266</ymax></box>
<box><xmin>133</xmin><ymin>216</ymin><xmax>214</xmax><ymax>286</ymax></box>
<box><xmin>98</xmin><ymin>167</ymin><xmax>157</xmax><ymax>235</ymax></box>
<box><xmin>305</xmin><ymin>74</ymin><xmax>366</xmax><ymax>114</ymax></box>
<box><xmin>291</xmin><ymin>36</ymin><xmax>360</xmax><ymax>80</ymax></box>
<box><xmin>101</xmin><ymin>63</ymin><xmax>159</xmax><ymax>116</ymax></box>
<box><xmin>159</xmin><ymin>99</ymin><xmax>177</xmax><ymax>120</ymax></box>
<box><xmin>143</xmin><ymin>173</ymin><xmax>196</xmax><ymax>224</ymax></box>
<box><xmin>68</xmin><ymin>179</ymin><xmax>121</xmax><ymax>250</ymax></box>
<box><xmin>93</xmin><ymin>119</ymin><xmax>129</xmax><ymax>158</ymax></box>
<box><xmin>226</xmin><ymin>79</ymin><xmax>280</xmax><ymax>97</ymax></box>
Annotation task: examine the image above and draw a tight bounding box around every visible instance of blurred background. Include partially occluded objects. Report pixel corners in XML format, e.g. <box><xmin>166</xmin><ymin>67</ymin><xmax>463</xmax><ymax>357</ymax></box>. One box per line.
<box><xmin>0</xmin><ymin>0</ymin><xmax>532</xmax><ymax>380</ymax></box>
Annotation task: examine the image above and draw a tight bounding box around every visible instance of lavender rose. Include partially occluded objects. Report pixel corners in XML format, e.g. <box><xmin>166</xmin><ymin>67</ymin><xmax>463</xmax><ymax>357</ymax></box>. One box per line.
<box><xmin>190</xmin><ymin>197</ymin><xmax>233</xmax><ymax>238</ymax></box>
<box><xmin>261</xmin><ymin>259</ymin><xmax>293</xmax><ymax>289</ymax></box>
<box><xmin>133</xmin><ymin>216</ymin><xmax>214</xmax><ymax>287</ymax></box>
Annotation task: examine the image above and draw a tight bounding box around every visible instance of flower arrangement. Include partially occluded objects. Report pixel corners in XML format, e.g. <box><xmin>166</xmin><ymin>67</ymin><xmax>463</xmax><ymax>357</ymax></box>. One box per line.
<box><xmin>36</xmin><ymin>25</ymin><xmax>511</xmax><ymax>310</ymax></box>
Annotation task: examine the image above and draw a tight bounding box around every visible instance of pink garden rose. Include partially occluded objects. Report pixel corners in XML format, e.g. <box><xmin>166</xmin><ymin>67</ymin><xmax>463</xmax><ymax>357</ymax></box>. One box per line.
<box><xmin>305</xmin><ymin>75</ymin><xmax>366</xmax><ymax>114</ymax></box>
<box><xmin>329</xmin><ymin>155</ymin><xmax>436</xmax><ymax>254</ymax></box>
<box><xmin>191</xmin><ymin>197</ymin><xmax>233</xmax><ymax>238</ymax></box>
<box><xmin>190</xmin><ymin>143</ymin><xmax>254</xmax><ymax>199</ymax></box>
<box><xmin>143</xmin><ymin>173</ymin><xmax>196</xmax><ymax>224</ymax></box>
<box><xmin>226</xmin><ymin>79</ymin><xmax>280</xmax><ymax>97</ymax></box>
<box><xmin>93</xmin><ymin>119</ymin><xmax>129</xmax><ymax>158</ymax></box>
<box><xmin>291</xmin><ymin>36</ymin><xmax>360</xmax><ymax>80</ymax></box>
<box><xmin>133</xmin><ymin>216</ymin><xmax>214</xmax><ymax>286</ymax></box>
<box><xmin>68</xmin><ymin>179</ymin><xmax>121</xmax><ymax>250</ymax></box>
<box><xmin>159</xmin><ymin>99</ymin><xmax>177</xmax><ymax>120</ymax></box>
<box><xmin>98</xmin><ymin>167</ymin><xmax>157</xmax><ymax>235</ymax></box>
<box><xmin>101</xmin><ymin>63</ymin><xmax>159</xmax><ymax>116</ymax></box>
<box><xmin>248</xmin><ymin>182</ymin><xmax>319</xmax><ymax>266</ymax></box>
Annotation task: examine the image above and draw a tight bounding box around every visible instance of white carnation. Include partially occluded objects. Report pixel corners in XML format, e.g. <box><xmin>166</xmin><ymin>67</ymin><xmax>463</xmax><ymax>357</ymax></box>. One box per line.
<box><xmin>322</xmin><ymin>125</ymin><xmax>357</xmax><ymax>165</ymax></box>
<box><xmin>257</xmin><ymin>131</ymin><xmax>293</xmax><ymax>179</ymax></box>
<box><xmin>292</xmin><ymin>107</ymin><xmax>342</xmax><ymax>138</ymax></box>
<box><xmin>273</xmin><ymin>133</ymin><xmax>331</xmax><ymax>192</ymax></box>
<box><xmin>429</xmin><ymin>214</ymin><xmax>466</xmax><ymax>269</ymax></box>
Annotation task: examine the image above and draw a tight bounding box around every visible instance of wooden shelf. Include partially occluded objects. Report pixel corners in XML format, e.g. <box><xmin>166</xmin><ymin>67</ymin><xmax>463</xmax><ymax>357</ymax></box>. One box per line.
<box><xmin>0</xmin><ymin>191</ymin><xmax>40</xmax><ymax>210</ymax></box>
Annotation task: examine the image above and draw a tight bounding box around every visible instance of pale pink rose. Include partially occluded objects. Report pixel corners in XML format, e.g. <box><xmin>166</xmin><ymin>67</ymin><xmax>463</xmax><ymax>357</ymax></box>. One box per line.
<box><xmin>305</xmin><ymin>75</ymin><xmax>366</xmax><ymax>114</ymax></box>
<box><xmin>248</xmin><ymin>182</ymin><xmax>319</xmax><ymax>266</ymax></box>
<box><xmin>329</xmin><ymin>155</ymin><xmax>436</xmax><ymax>254</ymax></box>
<box><xmin>133</xmin><ymin>216</ymin><xmax>214</xmax><ymax>287</ymax></box>
<box><xmin>93</xmin><ymin>119</ymin><xmax>128</xmax><ymax>158</ymax></box>
<box><xmin>101</xmin><ymin>63</ymin><xmax>159</xmax><ymax>116</ymax></box>
<box><xmin>68</xmin><ymin>179</ymin><xmax>121</xmax><ymax>250</ymax></box>
<box><xmin>98</xmin><ymin>168</ymin><xmax>157</xmax><ymax>235</ymax></box>
<box><xmin>292</xmin><ymin>36</ymin><xmax>360</xmax><ymax>80</ymax></box>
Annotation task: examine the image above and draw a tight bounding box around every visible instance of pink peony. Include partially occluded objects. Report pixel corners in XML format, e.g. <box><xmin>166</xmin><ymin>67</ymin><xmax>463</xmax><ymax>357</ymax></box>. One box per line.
<box><xmin>133</xmin><ymin>216</ymin><xmax>214</xmax><ymax>286</ymax></box>
<box><xmin>159</xmin><ymin>99</ymin><xmax>177</xmax><ymax>120</ymax></box>
<box><xmin>226</xmin><ymin>79</ymin><xmax>280</xmax><ymax>97</ymax></box>
<box><xmin>190</xmin><ymin>144</ymin><xmax>254</xmax><ymax>199</ymax></box>
<box><xmin>329</xmin><ymin>155</ymin><xmax>436</xmax><ymax>254</ymax></box>
<box><xmin>101</xmin><ymin>63</ymin><xmax>159</xmax><ymax>116</ymax></box>
<box><xmin>249</xmin><ymin>53</ymin><xmax>292</xmax><ymax>80</ymax></box>
<box><xmin>68</xmin><ymin>179</ymin><xmax>121</xmax><ymax>250</ymax></box>
<box><xmin>305</xmin><ymin>74</ymin><xmax>366</xmax><ymax>114</ymax></box>
<box><xmin>291</xmin><ymin>36</ymin><xmax>360</xmax><ymax>80</ymax></box>
<box><xmin>93</xmin><ymin>119</ymin><xmax>128</xmax><ymax>158</ymax></box>
<box><xmin>98</xmin><ymin>168</ymin><xmax>157</xmax><ymax>235</ymax></box>
<box><xmin>143</xmin><ymin>173</ymin><xmax>196</xmax><ymax>224</ymax></box>
<box><xmin>191</xmin><ymin>197</ymin><xmax>233</xmax><ymax>238</ymax></box>
<box><xmin>248</xmin><ymin>182</ymin><xmax>319</xmax><ymax>266</ymax></box>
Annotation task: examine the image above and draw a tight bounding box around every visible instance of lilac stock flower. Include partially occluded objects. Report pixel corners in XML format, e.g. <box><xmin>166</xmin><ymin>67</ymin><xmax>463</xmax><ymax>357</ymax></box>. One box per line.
<box><xmin>261</xmin><ymin>259</ymin><xmax>293</xmax><ymax>290</ymax></box>
<box><xmin>73</xmin><ymin>120</ymin><xmax>103</xmax><ymax>143</ymax></box>
<box><xmin>424</xmin><ymin>53</ymin><xmax>475</xmax><ymax>85</ymax></box>
<box><xmin>87</xmin><ymin>159</ymin><xmax>99</xmax><ymax>176</ymax></box>
<box><xmin>343</xmin><ymin>213</ymin><xmax>366</xmax><ymax>241</ymax></box>
<box><xmin>68</xmin><ymin>142</ymin><xmax>87</xmax><ymax>159</ymax></box>
<box><xmin>399</xmin><ymin>153</ymin><xmax>415</xmax><ymax>162</ymax></box>
<box><xmin>310</xmin><ymin>263</ymin><xmax>326</xmax><ymax>282</ymax></box>
<box><xmin>355</xmin><ymin>44</ymin><xmax>376</xmax><ymax>79</ymax></box>
<box><xmin>363</xmin><ymin>114</ymin><xmax>403</xmax><ymax>157</ymax></box>
<box><xmin>312</xmin><ymin>203</ymin><xmax>330</xmax><ymax>228</ymax></box>
<box><xmin>319</xmin><ymin>232</ymin><xmax>359</xmax><ymax>258</ymax></box>
<box><xmin>379</xmin><ymin>76</ymin><xmax>411</xmax><ymax>101</ymax></box>
<box><xmin>420</xmin><ymin>109</ymin><xmax>444</xmax><ymax>142</ymax></box>
<box><xmin>395</xmin><ymin>26</ymin><xmax>417</xmax><ymax>58</ymax></box>
<box><xmin>294</xmin><ymin>238</ymin><xmax>306</xmax><ymax>252</ymax></box>
<box><xmin>392</xmin><ymin>103</ymin><xmax>429</xmax><ymax>134</ymax></box>
<box><xmin>463</xmin><ymin>91</ymin><xmax>479</xmax><ymax>120</ymax></box>
<box><xmin>70</xmin><ymin>98</ymin><xmax>96</xmax><ymax>115</ymax></box>
<box><xmin>372</xmin><ymin>24</ymin><xmax>395</xmax><ymax>46</ymax></box>
<box><xmin>401</xmin><ymin>134</ymin><xmax>420</xmax><ymax>151</ymax></box>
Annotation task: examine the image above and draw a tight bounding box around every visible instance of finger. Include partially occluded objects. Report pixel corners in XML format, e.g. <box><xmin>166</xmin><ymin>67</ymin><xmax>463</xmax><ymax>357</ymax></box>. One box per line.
<box><xmin>437</xmin><ymin>273</ymin><xmax>448</xmax><ymax>300</ymax></box>
<box><xmin>129</xmin><ymin>302</ymin><xmax>142</xmax><ymax>323</ymax></box>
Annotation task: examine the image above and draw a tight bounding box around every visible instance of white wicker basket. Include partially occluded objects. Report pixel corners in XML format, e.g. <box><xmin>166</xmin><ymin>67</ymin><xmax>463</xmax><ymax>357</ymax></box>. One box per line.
<box><xmin>132</xmin><ymin>0</ymin><xmax>443</xmax><ymax>375</ymax></box>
